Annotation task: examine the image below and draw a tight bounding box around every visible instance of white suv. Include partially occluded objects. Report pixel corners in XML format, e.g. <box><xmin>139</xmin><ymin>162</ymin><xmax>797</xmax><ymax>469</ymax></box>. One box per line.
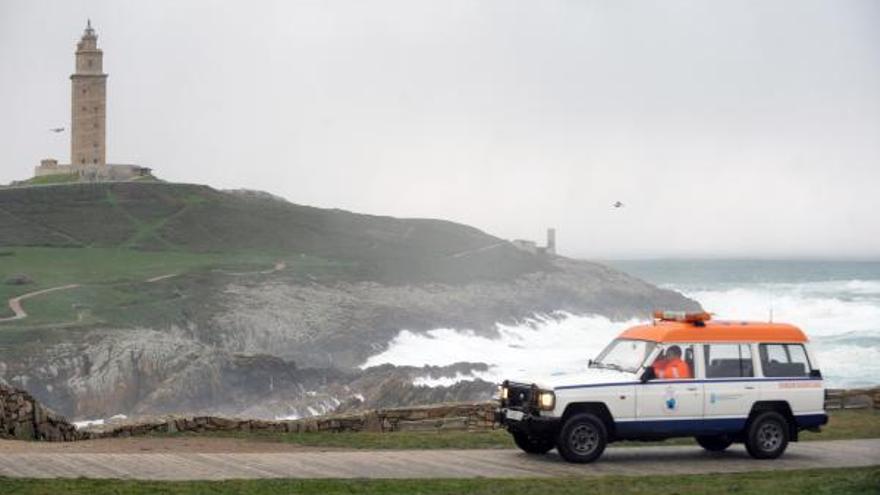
<box><xmin>498</xmin><ymin>311</ymin><xmax>827</xmax><ymax>463</ymax></box>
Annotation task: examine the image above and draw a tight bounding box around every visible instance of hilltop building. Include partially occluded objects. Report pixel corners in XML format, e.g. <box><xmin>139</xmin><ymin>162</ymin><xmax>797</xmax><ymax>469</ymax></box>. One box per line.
<box><xmin>34</xmin><ymin>21</ymin><xmax>150</xmax><ymax>181</ymax></box>
<box><xmin>512</xmin><ymin>228</ymin><xmax>557</xmax><ymax>256</ymax></box>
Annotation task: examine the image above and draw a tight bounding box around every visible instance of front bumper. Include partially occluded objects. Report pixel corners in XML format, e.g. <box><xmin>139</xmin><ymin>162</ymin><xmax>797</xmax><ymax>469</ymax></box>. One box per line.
<box><xmin>498</xmin><ymin>407</ymin><xmax>561</xmax><ymax>437</ymax></box>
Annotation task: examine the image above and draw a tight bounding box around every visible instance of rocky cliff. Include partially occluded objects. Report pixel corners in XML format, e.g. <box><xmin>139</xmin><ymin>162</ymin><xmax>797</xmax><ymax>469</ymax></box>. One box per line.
<box><xmin>0</xmin><ymin>182</ymin><xmax>699</xmax><ymax>421</ymax></box>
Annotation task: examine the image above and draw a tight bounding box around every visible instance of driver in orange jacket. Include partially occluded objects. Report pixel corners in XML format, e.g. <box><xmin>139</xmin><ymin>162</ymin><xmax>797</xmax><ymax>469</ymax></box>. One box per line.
<box><xmin>653</xmin><ymin>345</ymin><xmax>692</xmax><ymax>379</ymax></box>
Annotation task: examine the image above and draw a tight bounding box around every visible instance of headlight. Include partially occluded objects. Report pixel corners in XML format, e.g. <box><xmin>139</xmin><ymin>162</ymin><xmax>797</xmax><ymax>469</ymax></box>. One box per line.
<box><xmin>500</xmin><ymin>386</ymin><xmax>508</xmax><ymax>400</ymax></box>
<box><xmin>537</xmin><ymin>390</ymin><xmax>555</xmax><ymax>410</ymax></box>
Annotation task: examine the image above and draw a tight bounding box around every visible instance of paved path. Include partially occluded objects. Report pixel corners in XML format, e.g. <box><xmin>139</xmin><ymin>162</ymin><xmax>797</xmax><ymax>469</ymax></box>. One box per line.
<box><xmin>0</xmin><ymin>284</ymin><xmax>80</xmax><ymax>322</ymax></box>
<box><xmin>0</xmin><ymin>439</ymin><xmax>876</xmax><ymax>480</ymax></box>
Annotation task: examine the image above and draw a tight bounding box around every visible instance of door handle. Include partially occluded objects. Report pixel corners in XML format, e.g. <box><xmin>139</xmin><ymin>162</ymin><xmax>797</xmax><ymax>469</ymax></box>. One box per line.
<box><xmin>744</xmin><ymin>386</ymin><xmax>756</xmax><ymax>390</ymax></box>
<box><xmin>686</xmin><ymin>387</ymin><xmax>698</xmax><ymax>391</ymax></box>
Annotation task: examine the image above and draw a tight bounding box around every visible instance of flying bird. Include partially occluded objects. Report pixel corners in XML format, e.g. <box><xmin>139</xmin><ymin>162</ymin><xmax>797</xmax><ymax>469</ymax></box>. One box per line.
<box><xmin>612</xmin><ymin>201</ymin><xmax>624</xmax><ymax>208</ymax></box>
<box><xmin>49</xmin><ymin>127</ymin><xmax>65</xmax><ymax>133</ymax></box>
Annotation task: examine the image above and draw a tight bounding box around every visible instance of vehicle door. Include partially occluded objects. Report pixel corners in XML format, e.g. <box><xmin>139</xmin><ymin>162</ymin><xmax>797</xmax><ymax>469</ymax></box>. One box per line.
<box><xmin>757</xmin><ymin>343</ymin><xmax>824</xmax><ymax>415</ymax></box>
<box><xmin>702</xmin><ymin>343</ymin><xmax>758</xmax><ymax>433</ymax></box>
<box><xmin>635</xmin><ymin>343</ymin><xmax>703</xmax><ymax>434</ymax></box>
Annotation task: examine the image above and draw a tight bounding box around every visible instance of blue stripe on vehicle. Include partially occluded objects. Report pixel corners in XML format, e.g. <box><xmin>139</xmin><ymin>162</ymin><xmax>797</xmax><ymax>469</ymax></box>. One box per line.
<box><xmin>555</xmin><ymin>377</ymin><xmax>821</xmax><ymax>390</ymax></box>
<box><xmin>610</xmin><ymin>414</ymin><xmax>828</xmax><ymax>437</ymax></box>
<box><xmin>555</xmin><ymin>382</ymin><xmax>638</xmax><ymax>390</ymax></box>
<box><xmin>614</xmin><ymin>413</ymin><xmax>826</xmax><ymax>437</ymax></box>
<box><xmin>794</xmin><ymin>413</ymin><xmax>828</xmax><ymax>428</ymax></box>
<box><xmin>615</xmin><ymin>417</ymin><xmax>747</xmax><ymax>436</ymax></box>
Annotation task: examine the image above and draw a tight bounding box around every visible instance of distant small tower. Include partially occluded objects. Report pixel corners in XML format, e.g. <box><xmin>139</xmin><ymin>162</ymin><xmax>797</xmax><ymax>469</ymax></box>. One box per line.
<box><xmin>546</xmin><ymin>228</ymin><xmax>556</xmax><ymax>255</ymax></box>
<box><xmin>70</xmin><ymin>20</ymin><xmax>108</xmax><ymax>169</ymax></box>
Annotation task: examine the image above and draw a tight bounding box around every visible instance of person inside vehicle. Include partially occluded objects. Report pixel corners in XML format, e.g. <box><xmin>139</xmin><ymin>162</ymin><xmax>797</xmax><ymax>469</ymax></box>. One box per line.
<box><xmin>652</xmin><ymin>349</ymin><xmax>668</xmax><ymax>375</ymax></box>
<box><xmin>654</xmin><ymin>345</ymin><xmax>692</xmax><ymax>379</ymax></box>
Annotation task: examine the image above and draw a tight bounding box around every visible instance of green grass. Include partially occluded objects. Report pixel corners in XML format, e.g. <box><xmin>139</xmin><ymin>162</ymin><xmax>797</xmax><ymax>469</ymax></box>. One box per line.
<box><xmin>803</xmin><ymin>408</ymin><xmax>880</xmax><ymax>441</ymax></box>
<box><xmin>150</xmin><ymin>409</ymin><xmax>879</xmax><ymax>450</ymax></box>
<box><xmin>0</xmin><ymin>247</ymin><xmax>340</xmax><ymax>328</ymax></box>
<box><xmin>1</xmin><ymin>467</ymin><xmax>877</xmax><ymax>494</ymax></box>
<box><xmin>0</xmin><ymin>181</ymin><xmax>545</xmax><ymax>284</ymax></box>
<box><xmin>14</xmin><ymin>173</ymin><xmax>80</xmax><ymax>186</ymax></box>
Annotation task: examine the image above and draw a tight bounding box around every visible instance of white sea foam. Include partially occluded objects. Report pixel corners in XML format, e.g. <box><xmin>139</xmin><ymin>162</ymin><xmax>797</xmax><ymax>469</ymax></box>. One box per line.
<box><xmin>413</xmin><ymin>372</ymin><xmax>483</xmax><ymax>387</ymax></box>
<box><xmin>72</xmin><ymin>418</ymin><xmax>104</xmax><ymax>429</ymax></box>
<box><xmin>363</xmin><ymin>313</ymin><xmax>642</xmax><ymax>386</ymax></box>
<box><xmin>363</xmin><ymin>281</ymin><xmax>880</xmax><ymax>389</ymax></box>
<box><xmin>674</xmin><ymin>283</ymin><xmax>880</xmax><ymax>337</ymax></box>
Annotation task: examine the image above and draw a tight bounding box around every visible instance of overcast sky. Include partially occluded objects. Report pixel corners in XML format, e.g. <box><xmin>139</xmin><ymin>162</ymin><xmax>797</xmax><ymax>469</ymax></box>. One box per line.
<box><xmin>1</xmin><ymin>0</ymin><xmax>878</xmax><ymax>259</ymax></box>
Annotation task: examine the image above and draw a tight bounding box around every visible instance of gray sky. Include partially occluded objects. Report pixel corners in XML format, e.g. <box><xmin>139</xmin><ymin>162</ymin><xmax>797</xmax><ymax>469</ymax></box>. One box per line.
<box><xmin>2</xmin><ymin>0</ymin><xmax>879</xmax><ymax>259</ymax></box>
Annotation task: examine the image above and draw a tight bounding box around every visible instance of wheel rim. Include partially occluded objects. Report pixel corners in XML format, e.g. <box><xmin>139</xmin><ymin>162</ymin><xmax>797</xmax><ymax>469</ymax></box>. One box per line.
<box><xmin>757</xmin><ymin>421</ymin><xmax>783</xmax><ymax>452</ymax></box>
<box><xmin>569</xmin><ymin>424</ymin><xmax>598</xmax><ymax>455</ymax></box>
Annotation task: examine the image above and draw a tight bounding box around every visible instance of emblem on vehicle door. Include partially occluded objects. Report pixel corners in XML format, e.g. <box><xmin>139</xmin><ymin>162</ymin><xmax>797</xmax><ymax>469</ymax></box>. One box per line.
<box><xmin>664</xmin><ymin>386</ymin><xmax>677</xmax><ymax>412</ymax></box>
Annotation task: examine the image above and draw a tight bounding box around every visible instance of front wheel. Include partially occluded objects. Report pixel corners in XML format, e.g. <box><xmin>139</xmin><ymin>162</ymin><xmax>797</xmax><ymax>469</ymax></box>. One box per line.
<box><xmin>696</xmin><ymin>434</ymin><xmax>733</xmax><ymax>452</ymax></box>
<box><xmin>512</xmin><ymin>431</ymin><xmax>555</xmax><ymax>454</ymax></box>
<box><xmin>556</xmin><ymin>413</ymin><xmax>607</xmax><ymax>463</ymax></box>
<box><xmin>745</xmin><ymin>411</ymin><xmax>790</xmax><ymax>459</ymax></box>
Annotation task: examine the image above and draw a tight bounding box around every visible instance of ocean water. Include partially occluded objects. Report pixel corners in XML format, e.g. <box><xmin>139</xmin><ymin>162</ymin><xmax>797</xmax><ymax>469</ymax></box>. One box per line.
<box><xmin>363</xmin><ymin>260</ymin><xmax>880</xmax><ymax>389</ymax></box>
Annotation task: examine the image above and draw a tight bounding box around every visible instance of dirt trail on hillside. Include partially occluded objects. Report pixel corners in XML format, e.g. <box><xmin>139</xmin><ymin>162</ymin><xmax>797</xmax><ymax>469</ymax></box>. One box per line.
<box><xmin>0</xmin><ymin>284</ymin><xmax>80</xmax><ymax>322</ymax></box>
<box><xmin>1</xmin><ymin>272</ymin><xmax>183</xmax><ymax>323</ymax></box>
<box><xmin>213</xmin><ymin>261</ymin><xmax>286</xmax><ymax>276</ymax></box>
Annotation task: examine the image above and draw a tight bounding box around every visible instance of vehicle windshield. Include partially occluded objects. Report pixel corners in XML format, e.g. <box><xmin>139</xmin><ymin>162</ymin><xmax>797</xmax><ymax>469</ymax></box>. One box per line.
<box><xmin>591</xmin><ymin>339</ymin><xmax>656</xmax><ymax>373</ymax></box>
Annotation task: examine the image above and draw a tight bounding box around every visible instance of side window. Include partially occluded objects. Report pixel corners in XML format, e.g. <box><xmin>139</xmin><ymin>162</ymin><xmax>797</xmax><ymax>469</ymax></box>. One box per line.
<box><xmin>651</xmin><ymin>344</ymin><xmax>695</xmax><ymax>380</ymax></box>
<box><xmin>704</xmin><ymin>344</ymin><xmax>753</xmax><ymax>378</ymax></box>
<box><xmin>760</xmin><ymin>344</ymin><xmax>811</xmax><ymax>377</ymax></box>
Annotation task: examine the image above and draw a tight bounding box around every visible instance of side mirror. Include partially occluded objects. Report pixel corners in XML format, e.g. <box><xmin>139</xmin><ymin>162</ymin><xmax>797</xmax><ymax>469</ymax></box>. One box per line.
<box><xmin>810</xmin><ymin>369</ymin><xmax>822</xmax><ymax>379</ymax></box>
<box><xmin>588</xmin><ymin>359</ymin><xmax>594</xmax><ymax>368</ymax></box>
<box><xmin>640</xmin><ymin>367</ymin><xmax>656</xmax><ymax>383</ymax></box>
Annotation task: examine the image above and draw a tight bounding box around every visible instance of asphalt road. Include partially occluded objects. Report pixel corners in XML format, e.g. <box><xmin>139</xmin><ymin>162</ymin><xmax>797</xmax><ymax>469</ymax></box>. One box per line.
<box><xmin>0</xmin><ymin>439</ymin><xmax>877</xmax><ymax>480</ymax></box>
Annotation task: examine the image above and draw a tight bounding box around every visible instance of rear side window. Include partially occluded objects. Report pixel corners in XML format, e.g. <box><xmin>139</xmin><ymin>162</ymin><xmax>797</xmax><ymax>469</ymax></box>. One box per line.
<box><xmin>704</xmin><ymin>344</ymin><xmax>753</xmax><ymax>378</ymax></box>
<box><xmin>759</xmin><ymin>344</ymin><xmax>811</xmax><ymax>377</ymax></box>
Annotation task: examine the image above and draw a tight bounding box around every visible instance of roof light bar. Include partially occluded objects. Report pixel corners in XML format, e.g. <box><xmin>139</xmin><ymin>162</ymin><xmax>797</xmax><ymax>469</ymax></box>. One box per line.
<box><xmin>653</xmin><ymin>310</ymin><xmax>712</xmax><ymax>323</ymax></box>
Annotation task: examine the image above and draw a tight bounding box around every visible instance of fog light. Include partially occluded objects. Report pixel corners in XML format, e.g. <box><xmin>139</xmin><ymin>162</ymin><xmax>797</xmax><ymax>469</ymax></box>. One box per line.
<box><xmin>538</xmin><ymin>390</ymin><xmax>555</xmax><ymax>410</ymax></box>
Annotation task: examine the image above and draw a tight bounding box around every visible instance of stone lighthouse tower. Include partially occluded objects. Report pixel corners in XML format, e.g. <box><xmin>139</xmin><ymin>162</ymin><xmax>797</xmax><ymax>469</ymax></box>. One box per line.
<box><xmin>70</xmin><ymin>20</ymin><xmax>107</xmax><ymax>170</ymax></box>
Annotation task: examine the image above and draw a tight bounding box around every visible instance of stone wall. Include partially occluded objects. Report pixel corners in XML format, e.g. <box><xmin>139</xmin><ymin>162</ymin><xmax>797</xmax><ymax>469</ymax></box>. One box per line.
<box><xmin>0</xmin><ymin>383</ymin><xmax>84</xmax><ymax>441</ymax></box>
<box><xmin>94</xmin><ymin>402</ymin><xmax>499</xmax><ymax>438</ymax></box>
<box><xmin>824</xmin><ymin>387</ymin><xmax>880</xmax><ymax>410</ymax></box>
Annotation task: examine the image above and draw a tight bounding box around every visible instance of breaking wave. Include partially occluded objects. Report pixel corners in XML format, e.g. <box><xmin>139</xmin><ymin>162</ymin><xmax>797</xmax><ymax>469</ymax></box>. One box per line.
<box><xmin>363</xmin><ymin>313</ymin><xmax>641</xmax><ymax>386</ymax></box>
<box><xmin>364</xmin><ymin>279</ymin><xmax>880</xmax><ymax>389</ymax></box>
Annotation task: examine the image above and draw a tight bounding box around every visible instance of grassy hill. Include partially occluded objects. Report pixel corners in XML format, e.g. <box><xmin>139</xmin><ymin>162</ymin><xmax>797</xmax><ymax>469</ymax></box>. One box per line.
<box><xmin>0</xmin><ymin>181</ymin><xmax>551</xmax><ymax>329</ymax></box>
<box><xmin>0</xmin><ymin>182</ymin><xmax>547</xmax><ymax>284</ymax></box>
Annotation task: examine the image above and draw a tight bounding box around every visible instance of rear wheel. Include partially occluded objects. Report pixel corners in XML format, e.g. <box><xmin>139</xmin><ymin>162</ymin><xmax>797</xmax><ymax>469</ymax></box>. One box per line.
<box><xmin>556</xmin><ymin>413</ymin><xmax>607</xmax><ymax>463</ymax></box>
<box><xmin>745</xmin><ymin>411</ymin><xmax>790</xmax><ymax>459</ymax></box>
<box><xmin>696</xmin><ymin>434</ymin><xmax>733</xmax><ymax>452</ymax></box>
<box><xmin>512</xmin><ymin>431</ymin><xmax>555</xmax><ymax>454</ymax></box>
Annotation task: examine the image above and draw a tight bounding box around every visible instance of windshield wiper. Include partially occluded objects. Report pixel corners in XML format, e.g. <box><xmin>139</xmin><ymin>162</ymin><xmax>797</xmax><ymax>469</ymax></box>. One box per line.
<box><xmin>591</xmin><ymin>362</ymin><xmax>625</xmax><ymax>372</ymax></box>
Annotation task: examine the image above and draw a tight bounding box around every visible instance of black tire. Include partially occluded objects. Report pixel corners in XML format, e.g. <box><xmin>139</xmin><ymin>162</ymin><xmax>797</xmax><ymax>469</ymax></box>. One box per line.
<box><xmin>512</xmin><ymin>431</ymin><xmax>555</xmax><ymax>454</ymax></box>
<box><xmin>696</xmin><ymin>434</ymin><xmax>734</xmax><ymax>452</ymax></box>
<box><xmin>745</xmin><ymin>411</ymin><xmax>790</xmax><ymax>459</ymax></box>
<box><xmin>556</xmin><ymin>413</ymin><xmax>607</xmax><ymax>463</ymax></box>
